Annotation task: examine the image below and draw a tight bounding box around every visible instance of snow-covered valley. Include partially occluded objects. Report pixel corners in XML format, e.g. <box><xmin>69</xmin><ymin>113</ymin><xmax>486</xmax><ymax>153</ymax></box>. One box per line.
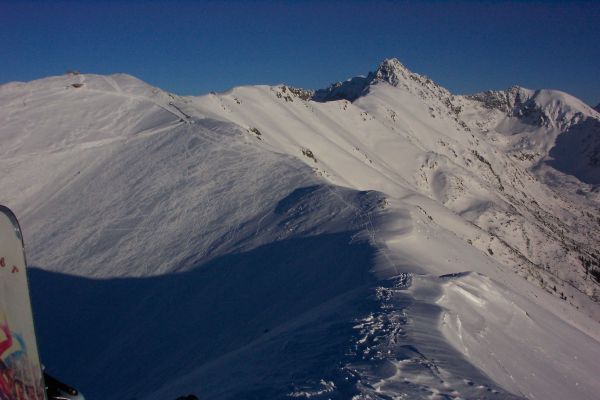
<box><xmin>1</xmin><ymin>60</ymin><xmax>599</xmax><ymax>399</ymax></box>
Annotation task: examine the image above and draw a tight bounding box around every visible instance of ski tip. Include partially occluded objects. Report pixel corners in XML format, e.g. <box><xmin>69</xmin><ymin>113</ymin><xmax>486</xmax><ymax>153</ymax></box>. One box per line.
<box><xmin>0</xmin><ymin>205</ymin><xmax>24</xmax><ymax>247</ymax></box>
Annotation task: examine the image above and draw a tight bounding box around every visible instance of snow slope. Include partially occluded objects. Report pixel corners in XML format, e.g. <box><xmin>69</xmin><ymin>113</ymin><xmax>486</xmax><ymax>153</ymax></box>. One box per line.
<box><xmin>1</xmin><ymin>63</ymin><xmax>599</xmax><ymax>399</ymax></box>
<box><xmin>187</xmin><ymin>59</ymin><xmax>600</xmax><ymax>308</ymax></box>
<box><xmin>465</xmin><ymin>87</ymin><xmax>600</xmax><ymax>186</ymax></box>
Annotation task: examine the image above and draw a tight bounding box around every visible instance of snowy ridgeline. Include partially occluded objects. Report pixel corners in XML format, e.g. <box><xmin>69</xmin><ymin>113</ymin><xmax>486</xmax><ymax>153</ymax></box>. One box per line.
<box><xmin>0</xmin><ymin>61</ymin><xmax>599</xmax><ymax>399</ymax></box>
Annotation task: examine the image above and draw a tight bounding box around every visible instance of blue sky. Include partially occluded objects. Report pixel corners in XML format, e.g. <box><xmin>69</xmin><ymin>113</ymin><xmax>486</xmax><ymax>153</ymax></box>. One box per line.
<box><xmin>1</xmin><ymin>1</ymin><xmax>599</xmax><ymax>105</ymax></box>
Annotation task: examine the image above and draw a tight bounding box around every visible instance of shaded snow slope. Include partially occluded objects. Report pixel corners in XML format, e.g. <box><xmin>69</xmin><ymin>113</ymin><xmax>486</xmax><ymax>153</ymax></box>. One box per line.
<box><xmin>1</xmin><ymin>66</ymin><xmax>599</xmax><ymax>400</ymax></box>
<box><xmin>31</xmin><ymin>220</ymin><xmax>381</xmax><ymax>399</ymax></box>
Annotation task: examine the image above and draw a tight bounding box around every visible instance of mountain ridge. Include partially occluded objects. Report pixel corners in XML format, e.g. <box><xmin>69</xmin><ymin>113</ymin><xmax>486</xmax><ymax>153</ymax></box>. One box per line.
<box><xmin>3</xmin><ymin>63</ymin><xmax>598</xmax><ymax>305</ymax></box>
<box><xmin>1</xmin><ymin>60</ymin><xmax>599</xmax><ymax>400</ymax></box>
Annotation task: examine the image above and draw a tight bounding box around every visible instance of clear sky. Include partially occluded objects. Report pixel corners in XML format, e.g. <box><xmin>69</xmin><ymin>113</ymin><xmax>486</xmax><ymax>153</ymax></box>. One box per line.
<box><xmin>1</xmin><ymin>0</ymin><xmax>599</xmax><ymax>105</ymax></box>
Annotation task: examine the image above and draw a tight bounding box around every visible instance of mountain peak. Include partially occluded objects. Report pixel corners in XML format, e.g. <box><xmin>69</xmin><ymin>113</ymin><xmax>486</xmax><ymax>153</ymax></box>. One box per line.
<box><xmin>313</xmin><ymin>58</ymin><xmax>420</xmax><ymax>102</ymax></box>
<box><xmin>379</xmin><ymin>57</ymin><xmax>407</xmax><ymax>69</ymax></box>
<box><xmin>595</xmin><ymin>103</ymin><xmax>600</xmax><ymax>112</ymax></box>
<box><xmin>370</xmin><ymin>58</ymin><xmax>412</xmax><ymax>86</ymax></box>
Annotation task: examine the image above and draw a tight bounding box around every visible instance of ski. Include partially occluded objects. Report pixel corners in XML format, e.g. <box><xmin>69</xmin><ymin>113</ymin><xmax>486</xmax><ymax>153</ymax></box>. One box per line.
<box><xmin>0</xmin><ymin>205</ymin><xmax>47</xmax><ymax>400</ymax></box>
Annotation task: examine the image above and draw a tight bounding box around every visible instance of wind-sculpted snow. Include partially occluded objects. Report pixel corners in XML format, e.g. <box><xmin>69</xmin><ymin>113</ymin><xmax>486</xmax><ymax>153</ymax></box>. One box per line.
<box><xmin>339</xmin><ymin>273</ymin><xmax>525</xmax><ymax>400</ymax></box>
<box><xmin>1</xmin><ymin>64</ymin><xmax>600</xmax><ymax>400</ymax></box>
<box><xmin>437</xmin><ymin>272</ymin><xmax>600</xmax><ymax>400</ymax></box>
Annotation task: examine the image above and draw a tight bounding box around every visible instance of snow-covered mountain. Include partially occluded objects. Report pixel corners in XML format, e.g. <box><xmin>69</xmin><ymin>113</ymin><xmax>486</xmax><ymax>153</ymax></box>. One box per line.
<box><xmin>1</xmin><ymin>60</ymin><xmax>599</xmax><ymax>400</ymax></box>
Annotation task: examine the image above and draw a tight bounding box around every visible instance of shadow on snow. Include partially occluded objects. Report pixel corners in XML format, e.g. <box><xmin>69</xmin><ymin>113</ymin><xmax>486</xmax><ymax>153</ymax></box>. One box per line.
<box><xmin>29</xmin><ymin>232</ymin><xmax>378</xmax><ymax>399</ymax></box>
